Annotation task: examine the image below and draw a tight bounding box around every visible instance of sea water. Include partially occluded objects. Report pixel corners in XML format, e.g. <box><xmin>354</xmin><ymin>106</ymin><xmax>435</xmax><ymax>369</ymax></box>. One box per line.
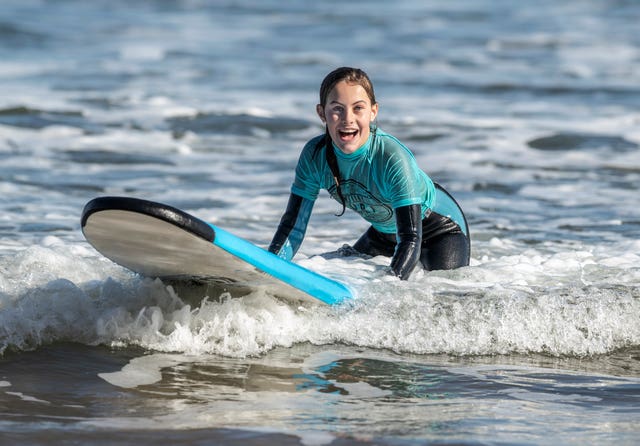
<box><xmin>1</xmin><ymin>0</ymin><xmax>639</xmax><ymax>444</ymax></box>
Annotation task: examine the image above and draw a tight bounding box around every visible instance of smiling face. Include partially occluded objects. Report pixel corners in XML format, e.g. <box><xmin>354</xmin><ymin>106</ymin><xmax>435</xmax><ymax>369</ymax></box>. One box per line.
<box><xmin>317</xmin><ymin>80</ymin><xmax>378</xmax><ymax>154</ymax></box>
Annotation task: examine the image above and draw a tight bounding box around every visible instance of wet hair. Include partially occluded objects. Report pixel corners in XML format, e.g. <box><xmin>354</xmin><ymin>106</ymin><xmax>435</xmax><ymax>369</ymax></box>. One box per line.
<box><xmin>315</xmin><ymin>67</ymin><xmax>376</xmax><ymax>216</ymax></box>
<box><xmin>319</xmin><ymin>67</ymin><xmax>376</xmax><ymax>108</ymax></box>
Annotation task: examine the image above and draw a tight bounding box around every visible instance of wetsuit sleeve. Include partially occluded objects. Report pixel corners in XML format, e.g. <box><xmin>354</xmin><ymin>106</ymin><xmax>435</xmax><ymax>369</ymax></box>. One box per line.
<box><xmin>291</xmin><ymin>136</ymin><xmax>325</xmax><ymax>201</ymax></box>
<box><xmin>268</xmin><ymin>193</ymin><xmax>314</xmax><ymax>261</ymax></box>
<box><xmin>390</xmin><ymin>204</ymin><xmax>422</xmax><ymax>280</ymax></box>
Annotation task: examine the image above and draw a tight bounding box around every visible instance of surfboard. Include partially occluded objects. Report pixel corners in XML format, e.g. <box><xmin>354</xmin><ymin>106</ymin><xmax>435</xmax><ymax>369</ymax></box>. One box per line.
<box><xmin>81</xmin><ymin>196</ymin><xmax>354</xmax><ymax>305</ymax></box>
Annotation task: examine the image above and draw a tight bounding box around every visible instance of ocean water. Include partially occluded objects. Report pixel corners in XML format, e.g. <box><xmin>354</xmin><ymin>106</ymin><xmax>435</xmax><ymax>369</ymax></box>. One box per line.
<box><xmin>1</xmin><ymin>0</ymin><xmax>639</xmax><ymax>444</ymax></box>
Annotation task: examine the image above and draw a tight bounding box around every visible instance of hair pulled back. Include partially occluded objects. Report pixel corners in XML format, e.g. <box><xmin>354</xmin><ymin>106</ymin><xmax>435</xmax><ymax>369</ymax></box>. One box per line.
<box><xmin>318</xmin><ymin>67</ymin><xmax>376</xmax><ymax>108</ymax></box>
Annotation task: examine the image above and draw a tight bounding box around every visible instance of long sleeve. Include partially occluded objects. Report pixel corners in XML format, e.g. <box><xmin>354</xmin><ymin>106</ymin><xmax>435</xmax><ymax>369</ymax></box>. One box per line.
<box><xmin>268</xmin><ymin>193</ymin><xmax>314</xmax><ymax>261</ymax></box>
<box><xmin>390</xmin><ymin>204</ymin><xmax>422</xmax><ymax>280</ymax></box>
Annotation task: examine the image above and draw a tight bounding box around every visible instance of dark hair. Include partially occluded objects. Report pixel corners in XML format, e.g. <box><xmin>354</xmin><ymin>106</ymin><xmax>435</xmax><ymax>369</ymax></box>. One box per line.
<box><xmin>319</xmin><ymin>67</ymin><xmax>376</xmax><ymax>108</ymax></box>
<box><xmin>316</xmin><ymin>67</ymin><xmax>376</xmax><ymax>216</ymax></box>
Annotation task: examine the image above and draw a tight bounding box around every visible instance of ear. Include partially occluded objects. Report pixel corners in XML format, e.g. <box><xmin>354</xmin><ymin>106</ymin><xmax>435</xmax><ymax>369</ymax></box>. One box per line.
<box><xmin>370</xmin><ymin>102</ymin><xmax>379</xmax><ymax>122</ymax></box>
<box><xmin>316</xmin><ymin>104</ymin><xmax>326</xmax><ymax>123</ymax></box>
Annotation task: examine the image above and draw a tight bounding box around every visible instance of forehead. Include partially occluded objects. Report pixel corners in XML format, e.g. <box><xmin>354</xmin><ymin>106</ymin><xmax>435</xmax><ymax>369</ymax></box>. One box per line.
<box><xmin>327</xmin><ymin>81</ymin><xmax>370</xmax><ymax>103</ymax></box>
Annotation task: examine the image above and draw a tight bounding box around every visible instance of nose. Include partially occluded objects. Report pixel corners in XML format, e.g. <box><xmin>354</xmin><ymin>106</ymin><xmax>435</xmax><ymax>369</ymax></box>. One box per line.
<box><xmin>342</xmin><ymin>108</ymin><xmax>354</xmax><ymax>124</ymax></box>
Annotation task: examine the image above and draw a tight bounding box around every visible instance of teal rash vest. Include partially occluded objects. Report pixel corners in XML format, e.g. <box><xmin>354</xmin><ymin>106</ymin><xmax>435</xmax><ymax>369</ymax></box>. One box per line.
<box><xmin>275</xmin><ymin>129</ymin><xmax>436</xmax><ymax>261</ymax></box>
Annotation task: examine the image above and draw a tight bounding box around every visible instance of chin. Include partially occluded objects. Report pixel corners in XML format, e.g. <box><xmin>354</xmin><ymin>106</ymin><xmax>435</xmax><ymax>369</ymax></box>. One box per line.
<box><xmin>337</xmin><ymin>143</ymin><xmax>358</xmax><ymax>154</ymax></box>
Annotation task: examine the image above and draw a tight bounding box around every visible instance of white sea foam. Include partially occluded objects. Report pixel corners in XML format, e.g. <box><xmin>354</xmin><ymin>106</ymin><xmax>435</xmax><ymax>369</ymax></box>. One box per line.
<box><xmin>1</xmin><ymin>239</ymin><xmax>638</xmax><ymax>358</ymax></box>
<box><xmin>4</xmin><ymin>391</ymin><xmax>51</xmax><ymax>404</ymax></box>
<box><xmin>98</xmin><ymin>354</ymin><xmax>186</xmax><ymax>388</ymax></box>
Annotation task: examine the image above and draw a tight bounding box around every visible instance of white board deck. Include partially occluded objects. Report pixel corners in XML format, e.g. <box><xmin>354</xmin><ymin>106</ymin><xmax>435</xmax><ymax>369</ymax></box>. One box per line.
<box><xmin>81</xmin><ymin>197</ymin><xmax>354</xmax><ymax>305</ymax></box>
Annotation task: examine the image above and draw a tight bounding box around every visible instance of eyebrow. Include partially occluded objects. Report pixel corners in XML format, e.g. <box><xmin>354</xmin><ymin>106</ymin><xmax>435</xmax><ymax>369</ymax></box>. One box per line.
<box><xmin>329</xmin><ymin>100</ymin><xmax>368</xmax><ymax>106</ymax></box>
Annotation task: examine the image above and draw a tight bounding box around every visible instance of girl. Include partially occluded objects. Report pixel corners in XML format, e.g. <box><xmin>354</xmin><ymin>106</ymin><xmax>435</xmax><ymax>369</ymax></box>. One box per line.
<box><xmin>269</xmin><ymin>67</ymin><xmax>469</xmax><ymax>279</ymax></box>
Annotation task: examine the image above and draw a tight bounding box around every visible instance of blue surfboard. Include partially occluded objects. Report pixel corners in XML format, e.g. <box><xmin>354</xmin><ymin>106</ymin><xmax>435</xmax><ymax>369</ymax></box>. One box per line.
<box><xmin>81</xmin><ymin>197</ymin><xmax>354</xmax><ymax>305</ymax></box>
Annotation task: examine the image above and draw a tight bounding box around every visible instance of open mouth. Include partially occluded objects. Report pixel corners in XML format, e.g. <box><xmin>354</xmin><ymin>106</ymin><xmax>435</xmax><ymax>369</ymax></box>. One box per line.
<box><xmin>338</xmin><ymin>129</ymin><xmax>358</xmax><ymax>141</ymax></box>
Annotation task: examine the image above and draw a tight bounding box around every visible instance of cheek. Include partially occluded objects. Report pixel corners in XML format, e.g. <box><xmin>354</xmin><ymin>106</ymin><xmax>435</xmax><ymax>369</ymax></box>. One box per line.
<box><xmin>327</xmin><ymin>113</ymin><xmax>341</xmax><ymax>124</ymax></box>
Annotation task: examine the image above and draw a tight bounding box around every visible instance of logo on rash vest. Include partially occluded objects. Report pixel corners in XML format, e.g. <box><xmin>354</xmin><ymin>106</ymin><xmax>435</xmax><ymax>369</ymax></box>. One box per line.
<box><xmin>329</xmin><ymin>179</ymin><xmax>393</xmax><ymax>223</ymax></box>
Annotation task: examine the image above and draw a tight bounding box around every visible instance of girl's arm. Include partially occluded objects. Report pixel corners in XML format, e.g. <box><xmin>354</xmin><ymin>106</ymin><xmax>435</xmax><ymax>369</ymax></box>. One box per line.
<box><xmin>268</xmin><ymin>193</ymin><xmax>314</xmax><ymax>261</ymax></box>
<box><xmin>390</xmin><ymin>204</ymin><xmax>422</xmax><ymax>279</ymax></box>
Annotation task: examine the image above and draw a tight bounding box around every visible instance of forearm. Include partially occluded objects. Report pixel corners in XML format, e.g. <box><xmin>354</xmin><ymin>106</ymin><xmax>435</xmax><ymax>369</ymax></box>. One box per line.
<box><xmin>269</xmin><ymin>194</ymin><xmax>314</xmax><ymax>260</ymax></box>
<box><xmin>390</xmin><ymin>204</ymin><xmax>422</xmax><ymax>280</ymax></box>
